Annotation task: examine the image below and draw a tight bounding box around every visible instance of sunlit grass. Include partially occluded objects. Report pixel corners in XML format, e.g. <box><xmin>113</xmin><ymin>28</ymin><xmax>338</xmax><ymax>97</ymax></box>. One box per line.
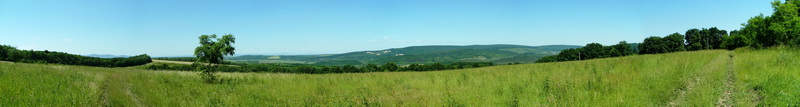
<box><xmin>733</xmin><ymin>47</ymin><xmax>800</xmax><ymax>106</ymax></box>
<box><xmin>0</xmin><ymin>63</ymin><xmax>106</xmax><ymax>106</ymax></box>
<box><xmin>1</xmin><ymin>49</ymin><xmax>797</xmax><ymax>106</ymax></box>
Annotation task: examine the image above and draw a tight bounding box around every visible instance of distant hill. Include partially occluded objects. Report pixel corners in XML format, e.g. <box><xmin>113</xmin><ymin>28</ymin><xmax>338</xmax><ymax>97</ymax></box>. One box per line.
<box><xmin>227</xmin><ymin>44</ymin><xmax>582</xmax><ymax>65</ymax></box>
<box><xmin>84</xmin><ymin>54</ymin><xmax>130</xmax><ymax>58</ymax></box>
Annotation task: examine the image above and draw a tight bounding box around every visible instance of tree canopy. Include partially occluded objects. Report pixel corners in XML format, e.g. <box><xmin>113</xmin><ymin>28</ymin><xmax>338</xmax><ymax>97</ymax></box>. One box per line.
<box><xmin>194</xmin><ymin>34</ymin><xmax>236</xmax><ymax>83</ymax></box>
<box><xmin>536</xmin><ymin>41</ymin><xmax>634</xmax><ymax>63</ymax></box>
<box><xmin>729</xmin><ymin>0</ymin><xmax>800</xmax><ymax>48</ymax></box>
<box><xmin>195</xmin><ymin>34</ymin><xmax>236</xmax><ymax>65</ymax></box>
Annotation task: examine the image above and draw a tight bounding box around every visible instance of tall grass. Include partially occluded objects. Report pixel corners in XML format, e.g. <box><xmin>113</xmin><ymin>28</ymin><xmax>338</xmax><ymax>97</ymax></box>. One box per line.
<box><xmin>3</xmin><ymin>49</ymin><xmax>793</xmax><ymax>106</ymax></box>
<box><xmin>0</xmin><ymin>62</ymin><xmax>105</xmax><ymax>106</ymax></box>
<box><xmin>733</xmin><ymin>47</ymin><xmax>800</xmax><ymax>106</ymax></box>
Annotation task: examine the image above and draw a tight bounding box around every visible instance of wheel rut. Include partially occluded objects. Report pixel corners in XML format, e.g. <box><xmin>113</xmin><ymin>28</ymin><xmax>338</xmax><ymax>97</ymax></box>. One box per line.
<box><xmin>98</xmin><ymin>72</ymin><xmax>144</xmax><ymax>106</ymax></box>
<box><xmin>668</xmin><ymin>51</ymin><xmax>730</xmax><ymax>106</ymax></box>
<box><xmin>100</xmin><ymin>80</ymin><xmax>110</xmax><ymax>107</ymax></box>
<box><xmin>668</xmin><ymin>78</ymin><xmax>699</xmax><ymax>107</ymax></box>
<box><xmin>716</xmin><ymin>52</ymin><xmax>735</xmax><ymax>107</ymax></box>
<box><xmin>100</xmin><ymin>74</ymin><xmax>113</xmax><ymax>107</ymax></box>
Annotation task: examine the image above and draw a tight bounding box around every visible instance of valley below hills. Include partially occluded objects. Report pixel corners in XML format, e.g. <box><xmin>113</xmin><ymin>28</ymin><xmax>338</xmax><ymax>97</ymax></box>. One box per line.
<box><xmin>226</xmin><ymin>44</ymin><xmax>583</xmax><ymax>66</ymax></box>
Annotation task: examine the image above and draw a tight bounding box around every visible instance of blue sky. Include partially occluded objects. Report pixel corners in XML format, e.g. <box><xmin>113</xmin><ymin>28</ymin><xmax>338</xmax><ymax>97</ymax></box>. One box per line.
<box><xmin>0</xmin><ymin>0</ymin><xmax>775</xmax><ymax>56</ymax></box>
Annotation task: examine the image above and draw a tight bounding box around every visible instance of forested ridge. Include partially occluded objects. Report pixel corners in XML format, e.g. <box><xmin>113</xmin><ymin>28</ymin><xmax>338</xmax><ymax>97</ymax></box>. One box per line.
<box><xmin>225</xmin><ymin>45</ymin><xmax>581</xmax><ymax>65</ymax></box>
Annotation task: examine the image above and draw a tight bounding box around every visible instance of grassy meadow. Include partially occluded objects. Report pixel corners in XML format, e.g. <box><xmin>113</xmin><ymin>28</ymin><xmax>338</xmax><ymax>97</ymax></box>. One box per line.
<box><xmin>1</xmin><ymin>49</ymin><xmax>798</xmax><ymax>106</ymax></box>
<box><xmin>732</xmin><ymin>47</ymin><xmax>800</xmax><ymax>106</ymax></box>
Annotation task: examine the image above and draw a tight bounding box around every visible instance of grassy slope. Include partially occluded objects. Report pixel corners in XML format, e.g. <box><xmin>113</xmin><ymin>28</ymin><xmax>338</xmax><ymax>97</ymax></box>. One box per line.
<box><xmin>732</xmin><ymin>47</ymin><xmax>800</xmax><ymax>106</ymax></box>
<box><xmin>0</xmin><ymin>49</ymin><xmax>797</xmax><ymax>106</ymax></box>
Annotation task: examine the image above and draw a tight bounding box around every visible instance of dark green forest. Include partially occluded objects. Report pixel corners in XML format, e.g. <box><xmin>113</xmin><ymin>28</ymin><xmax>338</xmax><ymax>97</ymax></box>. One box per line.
<box><xmin>154</xmin><ymin>57</ymin><xmax>197</xmax><ymax>62</ymax></box>
<box><xmin>538</xmin><ymin>0</ymin><xmax>800</xmax><ymax>63</ymax></box>
<box><xmin>0</xmin><ymin>45</ymin><xmax>151</xmax><ymax>67</ymax></box>
<box><xmin>535</xmin><ymin>41</ymin><xmax>634</xmax><ymax>63</ymax></box>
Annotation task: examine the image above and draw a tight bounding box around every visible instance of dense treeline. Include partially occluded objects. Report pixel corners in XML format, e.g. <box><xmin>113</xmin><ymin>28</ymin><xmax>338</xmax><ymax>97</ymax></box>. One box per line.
<box><xmin>313</xmin><ymin>60</ymin><xmax>363</xmax><ymax>66</ymax></box>
<box><xmin>147</xmin><ymin>61</ymin><xmax>494</xmax><ymax>74</ymax></box>
<box><xmin>686</xmin><ymin>28</ymin><xmax>728</xmax><ymax>50</ymax></box>
<box><xmin>0</xmin><ymin>45</ymin><xmax>152</xmax><ymax>67</ymax></box>
<box><xmin>154</xmin><ymin>57</ymin><xmax>235</xmax><ymax>64</ymax></box>
<box><xmin>538</xmin><ymin>0</ymin><xmax>800</xmax><ymax>63</ymax></box>
<box><xmin>722</xmin><ymin>0</ymin><xmax>800</xmax><ymax>49</ymax></box>
<box><xmin>641</xmin><ymin>0</ymin><xmax>800</xmax><ymax>52</ymax></box>
<box><xmin>154</xmin><ymin>57</ymin><xmax>196</xmax><ymax>62</ymax></box>
<box><xmin>539</xmin><ymin>28</ymin><xmax>732</xmax><ymax>63</ymax></box>
<box><xmin>535</xmin><ymin>41</ymin><xmax>634</xmax><ymax>63</ymax></box>
<box><xmin>639</xmin><ymin>33</ymin><xmax>687</xmax><ymax>54</ymax></box>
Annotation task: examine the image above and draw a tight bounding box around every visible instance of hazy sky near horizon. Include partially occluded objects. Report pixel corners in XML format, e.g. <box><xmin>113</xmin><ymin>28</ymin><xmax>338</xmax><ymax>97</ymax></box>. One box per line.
<box><xmin>0</xmin><ymin>0</ymin><xmax>775</xmax><ymax>56</ymax></box>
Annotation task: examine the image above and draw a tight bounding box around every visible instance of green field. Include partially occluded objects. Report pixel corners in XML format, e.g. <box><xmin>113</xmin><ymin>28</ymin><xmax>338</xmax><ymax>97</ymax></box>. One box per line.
<box><xmin>1</xmin><ymin>48</ymin><xmax>798</xmax><ymax>106</ymax></box>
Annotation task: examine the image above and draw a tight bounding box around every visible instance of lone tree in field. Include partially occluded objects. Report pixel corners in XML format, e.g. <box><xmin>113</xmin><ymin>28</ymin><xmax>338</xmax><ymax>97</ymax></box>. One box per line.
<box><xmin>194</xmin><ymin>34</ymin><xmax>235</xmax><ymax>83</ymax></box>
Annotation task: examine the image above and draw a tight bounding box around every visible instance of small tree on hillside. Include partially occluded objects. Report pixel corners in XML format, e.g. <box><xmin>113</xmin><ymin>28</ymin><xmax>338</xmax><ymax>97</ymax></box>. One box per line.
<box><xmin>382</xmin><ymin>62</ymin><xmax>399</xmax><ymax>72</ymax></box>
<box><xmin>194</xmin><ymin>34</ymin><xmax>235</xmax><ymax>83</ymax></box>
<box><xmin>582</xmin><ymin>43</ymin><xmax>607</xmax><ymax>59</ymax></box>
<box><xmin>639</xmin><ymin>36</ymin><xmax>667</xmax><ymax>54</ymax></box>
<box><xmin>362</xmin><ymin>63</ymin><xmax>380</xmax><ymax>72</ymax></box>
<box><xmin>611</xmin><ymin>41</ymin><xmax>633</xmax><ymax>56</ymax></box>
<box><xmin>664</xmin><ymin>33</ymin><xmax>687</xmax><ymax>52</ymax></box>
<box><xmin>0</xmin><ymin>45</ymin><xmax>15</xmax><ymax>60</ymax></box>
<box><xmin>342</xmin><ymin>65</ymin><xmax>361</xmax><ymax>73</ymax></box>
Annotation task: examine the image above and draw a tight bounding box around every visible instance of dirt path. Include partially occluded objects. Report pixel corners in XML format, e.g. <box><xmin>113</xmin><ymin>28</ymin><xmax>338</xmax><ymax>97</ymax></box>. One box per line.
<box><xmin>669</xmin><ymin>51</ymin><xmax>730</xmax><ymax>106</ymax></box>
<box><xmin>125</xmin><ymin>83</ymin><xmax>144</xmax><ymax>107</ymax></box>
<box><xmin>100</xmin><ymin>78</ymin><xmax>110</xmax><ymax>107</ymax></box>
<box><xmin>668</xmin><ymin>78</ymin><xmax>699</xmax><ymax>107</ymax></box>
<box><xmin>716</xmin><ymin>52</ymin><xmax>735</xmax><ymax>107</ymax></box>
<box><xmin>98</xmin><ymin>72</ymin><xmax>145</xmax><ymax>106</ymax></box>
